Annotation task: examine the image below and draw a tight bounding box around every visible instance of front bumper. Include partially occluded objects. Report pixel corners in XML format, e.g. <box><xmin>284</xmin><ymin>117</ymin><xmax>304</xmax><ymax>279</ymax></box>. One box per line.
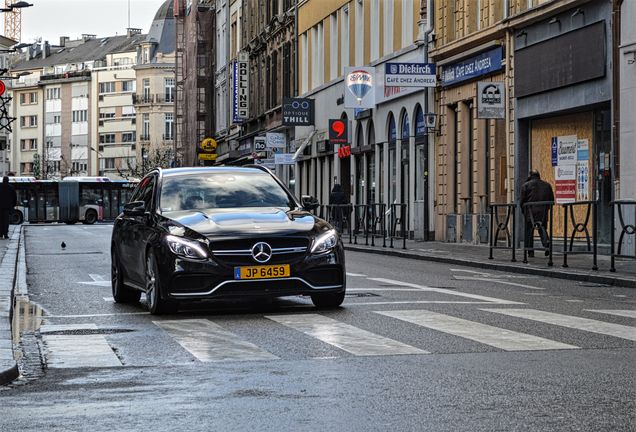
<box><xmin>158</xmin><ymin>248</ymin><xmax>345</xmax><ymax>300</ymax></box>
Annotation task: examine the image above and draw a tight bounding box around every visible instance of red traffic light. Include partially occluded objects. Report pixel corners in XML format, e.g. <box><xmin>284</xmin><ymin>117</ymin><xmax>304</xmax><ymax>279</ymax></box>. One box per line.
<box><xmin>0</xmin><ymin>80</ymin><xmax>5</xmax><ymax>97</ymax></box>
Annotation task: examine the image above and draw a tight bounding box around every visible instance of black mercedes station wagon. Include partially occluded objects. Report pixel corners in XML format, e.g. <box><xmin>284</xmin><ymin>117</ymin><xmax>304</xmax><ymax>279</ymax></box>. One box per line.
<box><xmin>111</xmin><ymin>166</ymin><xmax>346</xmax><ymax>314</ymax></box>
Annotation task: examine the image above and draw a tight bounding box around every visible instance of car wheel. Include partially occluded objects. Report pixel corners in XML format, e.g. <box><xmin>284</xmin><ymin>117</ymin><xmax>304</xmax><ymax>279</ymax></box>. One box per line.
<box><xmin>146</xmin><ymin>249</ymin><xmax>177</xmax><ymax>315</ymax></box>
<box><xmin>111</xmin><ymin>249</ymin><xmax>141</xmax><ymax>303</ymax></box>
<box><xmin>310</xmin><ymin>291</ymin><xmax>346</xmax><ymax>309</ymax></box>
<box><xmin>83</xmin><ymin>209</ymin><xmax>98</xmax><ymax>225</ymax></box>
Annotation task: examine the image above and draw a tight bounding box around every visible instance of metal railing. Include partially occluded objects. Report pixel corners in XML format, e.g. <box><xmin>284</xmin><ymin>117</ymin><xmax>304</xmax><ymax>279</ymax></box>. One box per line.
<box><xmin>488</xmin><ymin>203</ymin><xmax>517</xmax><ymax>262</ymax></box>
<box><xmin>326</xmin><ymin>204</ymin><xmax>353</xmax><ymax>244</ymax></box>
<box><xmin>388</xmin><ymin>203</ymin><xmax>408</xmax><ymax>249</ymax></box>
<box><xmin>562</xmin><ymin>200</ymin><xmax>598</xmax><ymax>270</ymax></box>
<box><xmin>521</xmin><ymin>200</ymin><xmax>554</xmax><ymax>266</ymax></box>
<box><xmin>610</xmin><ymin>200</ymin><xmax>636</xmax><ymax>272</ymax></box>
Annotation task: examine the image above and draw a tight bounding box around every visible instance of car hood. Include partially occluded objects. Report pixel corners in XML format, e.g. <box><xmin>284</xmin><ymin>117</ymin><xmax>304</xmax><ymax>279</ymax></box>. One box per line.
<box><xmin>162</xmin><ymin>207</ymin><xmax>317</xmax><ymax>237</ymax></box>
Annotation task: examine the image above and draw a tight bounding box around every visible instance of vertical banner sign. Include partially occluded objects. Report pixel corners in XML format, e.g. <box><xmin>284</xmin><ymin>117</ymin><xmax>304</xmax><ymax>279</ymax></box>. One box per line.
<box><xmin>477</xmin><ymin>81</ymin><xmax>505</xmax><ymax>119</ymax></box>
<box><xmin>344</xmin><ymin>67</ymin><xmax>375</xmax><ymax>109</ymax></box>
<box><xmin>555</xmin><ymin>135</ymin><xmax>578</xmax><ymax>203</ymax></box>
<box><xmin>232</xmin><ymin>57</ymin><xmax>249</xmax><ymax>123</ymax></box>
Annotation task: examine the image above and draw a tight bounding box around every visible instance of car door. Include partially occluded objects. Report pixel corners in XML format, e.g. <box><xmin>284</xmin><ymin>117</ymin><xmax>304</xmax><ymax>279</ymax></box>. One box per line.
<box><xmin>121</xmin><ymin>174</ymin><xmax>157</xmax><ymax>285</ymax></box>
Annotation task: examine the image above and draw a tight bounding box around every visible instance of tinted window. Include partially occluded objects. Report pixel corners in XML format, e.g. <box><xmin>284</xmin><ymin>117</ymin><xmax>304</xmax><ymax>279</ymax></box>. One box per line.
<box><xmin>131</xmin><ymin>175</ymin><xmax>156</xmax><ymax>211</ymax></box>
<box><xmin>160</xmin><ymin>172</ymin><xmax>292</xmax><ymax>212</ymax></box>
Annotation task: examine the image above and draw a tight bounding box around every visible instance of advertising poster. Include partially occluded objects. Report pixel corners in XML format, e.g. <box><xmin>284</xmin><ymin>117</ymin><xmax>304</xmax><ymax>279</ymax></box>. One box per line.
<box><xmin>557</xmin><ymin>135</ymin><xmax>577</xmax><ymax>166</ymax></box>
<box><xmin>576</xmin><ymin>162</ymin><xmax>589</xmax><ymax>201</ymax></box>
<box><xmin>577</xmin><ymin>139</ymin><xmax>589</xmax><ymax>161</ymax></box>
<box><xmin>555</xmin><ymin>165</ymin><xmax>576</xmax><ymax>204</ymax></box>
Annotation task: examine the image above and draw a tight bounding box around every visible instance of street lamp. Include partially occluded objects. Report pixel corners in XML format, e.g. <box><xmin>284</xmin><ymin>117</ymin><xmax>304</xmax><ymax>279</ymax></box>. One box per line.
<box><xmin>0</xmin><ymin>2</ymin><xmax>32</xmax><ymax>12</ymax></box>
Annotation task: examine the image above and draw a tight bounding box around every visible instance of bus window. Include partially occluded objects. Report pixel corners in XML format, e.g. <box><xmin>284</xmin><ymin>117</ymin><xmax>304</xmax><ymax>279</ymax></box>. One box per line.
<box><xmin>45</xmin><ymin>183</ymin><xmax>59</xmax><ymax>221</ymax></box>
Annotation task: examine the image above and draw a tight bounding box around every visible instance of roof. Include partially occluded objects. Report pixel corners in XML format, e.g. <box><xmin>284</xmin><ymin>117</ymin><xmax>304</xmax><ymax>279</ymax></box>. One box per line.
<box><xmin>147</xmin><ymin>0</ymin><xmax>175</xmax><ymax>54</ymax></box>
<box><xmin>11</xmin><ymin>34</ymin><xmax>147</xmax><ymax>71</ymax></box>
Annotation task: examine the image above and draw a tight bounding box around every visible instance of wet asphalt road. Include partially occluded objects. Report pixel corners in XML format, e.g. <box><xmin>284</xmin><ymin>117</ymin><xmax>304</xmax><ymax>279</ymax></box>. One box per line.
<box><xmin>1</xmin><ymin>224</ymin><xmax>635</xmax><ymax>431</ymax></box>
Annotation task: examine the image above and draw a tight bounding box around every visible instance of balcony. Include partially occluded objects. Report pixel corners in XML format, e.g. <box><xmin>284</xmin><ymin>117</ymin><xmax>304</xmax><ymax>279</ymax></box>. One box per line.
<box><xmin>133</xmin><ymin>94</ymin><xmax>175</xmax><ymax>105</ymax></box>
<box><xmin>139</xmin><ymin>135</ymin><xmax>151</xmax><ymax>142</ymax></box>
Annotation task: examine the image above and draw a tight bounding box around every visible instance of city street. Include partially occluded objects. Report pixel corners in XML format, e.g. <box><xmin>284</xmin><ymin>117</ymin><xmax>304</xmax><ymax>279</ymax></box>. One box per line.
<box><xmin>1</xmin><ymin>224</ymin><xmax>634</xmax><ymax>431</ymax></box>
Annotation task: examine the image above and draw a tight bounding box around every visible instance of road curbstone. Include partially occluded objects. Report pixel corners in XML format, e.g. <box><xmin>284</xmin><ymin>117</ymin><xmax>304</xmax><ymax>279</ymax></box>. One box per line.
<box><xmin>344</xmin><ymin>244</ymin><xmax>636</xmax><ymax>288</ymax></box>
<box><xmin>0</xmin><ymin>225</ymin><xmax>23</xmax><ymax>385</ymax></box>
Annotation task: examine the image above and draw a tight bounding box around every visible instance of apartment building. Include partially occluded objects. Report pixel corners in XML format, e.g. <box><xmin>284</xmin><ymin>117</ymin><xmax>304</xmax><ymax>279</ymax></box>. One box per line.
<box><xmin>134</xmin><ymin>0</ymin><xmax>176</xmax><ymax>173</ymax></box>
<box><xmin>9</xmin><ymin>71</ymin><xmax>42</xmax><ymax>177</ymax></box>
<box><xmin>294</xmin><ymin>0</ymin><xmax>431</xmax><ymax>239</ymax></box>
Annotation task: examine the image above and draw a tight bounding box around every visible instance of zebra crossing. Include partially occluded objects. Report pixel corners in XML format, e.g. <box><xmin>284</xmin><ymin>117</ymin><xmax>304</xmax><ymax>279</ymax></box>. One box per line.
<box><xmin>39</xmin><ymin>308</ymin><xmax>636</xmax><ymax>369</ymax></box>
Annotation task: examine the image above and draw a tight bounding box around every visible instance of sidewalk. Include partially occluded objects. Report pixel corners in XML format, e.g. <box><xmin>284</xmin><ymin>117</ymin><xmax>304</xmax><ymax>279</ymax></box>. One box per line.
<box><xmin>0</xmin><ymin>224</ymin><xmax>21</xmax><ymax>385</ymax></box>
<box><xmin>344</xmin><ymin>236</ymin><xmax>636</xmax><ymax>288</ymax></box>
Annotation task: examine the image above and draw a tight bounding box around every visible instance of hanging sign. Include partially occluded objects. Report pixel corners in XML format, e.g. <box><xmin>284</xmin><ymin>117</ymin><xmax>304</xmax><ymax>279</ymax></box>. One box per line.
<box><xmin>344</xmin><ymin>67</ymin><xmax>375</xmax><ymax>108</ymax></box>
<box><xmin>266</xmin><ymin>132</ymin><xmax>286</xmax><ymax>149</ymax></box>
<box><xmin>338</xmin><ymin>145</ymin><xmax>351</xmax><ymax>158</ymax></box>
<box><xmin>329</xmin><ymin>119</ymin><xmax>348</xmax><ymax>144</ymax></box>
<box><xmin>232</xmin><ymin>57</ymin><xmax>249</xmax><ymax>123</ymax></box>
<box><xmin>477</xmin><ymin>81</ymin><xmax>505</xmax><ymax>119</ymax></box>
<box><xmin>384</xmin><ymin>63</ymin><xmax>436</xmax><ymax>88</ymax></box>
<box><xmin>282</xmin><ymin>97</ymin><xmax>315</xmax><ymax>126</ymax></box>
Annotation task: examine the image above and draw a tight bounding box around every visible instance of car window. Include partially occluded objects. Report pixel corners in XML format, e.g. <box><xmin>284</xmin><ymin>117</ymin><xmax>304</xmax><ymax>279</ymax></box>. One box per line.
<box><xmin>160</xmin><ymin>172</ymin><xmax>292</xmax><ymax>212</ymax></box>
<box><xmin>131</xmin><ymin>175</ymin><xmax>156</xmax><ymax>211</ymax></box>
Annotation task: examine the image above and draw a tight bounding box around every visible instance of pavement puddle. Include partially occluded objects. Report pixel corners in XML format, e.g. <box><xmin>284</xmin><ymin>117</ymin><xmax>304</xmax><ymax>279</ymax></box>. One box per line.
<box><xmin>12</xmin><ymin>296</ymin><xmax>45</xmax><ymax>344</ymax></box>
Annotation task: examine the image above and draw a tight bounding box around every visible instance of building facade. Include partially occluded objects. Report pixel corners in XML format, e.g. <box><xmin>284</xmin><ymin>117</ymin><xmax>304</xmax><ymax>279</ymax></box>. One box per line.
<box><xmin>294</xmin><ymin>0</ymin><xmax>431</xmax><ymax>239</ymax></box>
<box><xmin>0</xmin><ymin>35</ymin><xmax>17</xmax><ymax>176</ymax></box>
<box><xmin>619</xmin><ymin>0</ymin><xmax>635</xmax><ymax>200</ymax></box>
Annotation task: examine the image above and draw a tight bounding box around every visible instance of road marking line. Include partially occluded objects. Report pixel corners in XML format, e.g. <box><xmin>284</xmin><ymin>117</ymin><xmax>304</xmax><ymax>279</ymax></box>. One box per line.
<box><xmin>346</xmin><ymin>272</ymin><xmax>367</xmax><ymax>277</ymax></box>
<box><xmin>103</xmin><ymin>297</ymin><xmax>115</xmax><ymax>302</ymax></box>
<box><xmin>585</xmin><ymin>310</ymin><xmax>636</xmax><ymax>319</ymax></box>
<box><xmin>46</xmin><ymin>312</ymin><xmax>150</xmax><ymax>318</ymax></box>
<box><xmin>347</xmin><ymin>301</ymin><xmax>501</xmax><ymax>306</ymax></box>
<box><xmin>565</xmin><ymin>300</ymin><xmax>584</xmax><ymax>303</ymax></box>
<box><xmin>347</xmin><ymin>288</ymin><xmax>426</xmax><ymax>292</ymax></box>
<box><xmin>78</xmin><ymin>274</ymin><xmax>111</xmax><ymax>287</ymax></box>
<box><xmin>41</xmin><ymin>323</ymin><xmax>122</xmax><ymax>369</ymax></box>
<box><xmin>367</xmin><ymin>277</ymin><xmax>523</xmax><ymax>305</ymax></box>
<box><xmin>153</xmin><ymin>319</ymin><xmax>278</xmax><ymax>362</ymax></box>
<box><xmin>483</xmin><ymin>309</ymin><xmax>636</xmax><ymax>342</ymax></box>
<box><xmin>449</xmin><ymin>268</ymin><xmax>492</xmax><ymax>276</ymax></box>
<box><xmin>377</xmin><ymin>310</ymin><xmax>578</xmax><ymax>351</ymax></box>
<box><xmin>452</xmin><ymin>276</ymin><xmax>545</xmax><ymax>290</ymax></box>
<box><xmin>266</xmin><ymin>313</ymin><xmax>426</xmax><ymax>356</ymax></box>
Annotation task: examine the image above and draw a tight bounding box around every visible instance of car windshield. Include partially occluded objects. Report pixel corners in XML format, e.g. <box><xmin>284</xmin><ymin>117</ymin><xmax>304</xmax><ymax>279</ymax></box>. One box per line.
<box><xmin>160</xmin><ymin>171</ymin><xmax>294</xmax><ymax>212</ymax></box>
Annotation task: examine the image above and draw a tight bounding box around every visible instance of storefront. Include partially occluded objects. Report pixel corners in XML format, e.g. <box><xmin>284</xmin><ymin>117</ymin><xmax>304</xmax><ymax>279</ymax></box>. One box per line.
<box><xmin>434</xmin><ymin>44</ymin><xmax>510</xmax><ymax>243</ymax></box>
<box><xmin>513</xmin><ymin>1</ymin><xmax>614</xmax><ymax>243</ymax></box>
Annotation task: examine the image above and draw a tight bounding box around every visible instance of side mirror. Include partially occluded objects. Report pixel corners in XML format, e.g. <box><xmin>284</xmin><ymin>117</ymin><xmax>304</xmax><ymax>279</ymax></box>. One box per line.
<box><xmin>301</xmin><ymin>195</ymin><xmax>320</xmax><ymax>211</ymax></box>
<box><xmin>123</xmin><ymin>201</ymin><xmax>146</xmax><ymax>217</ymax></box>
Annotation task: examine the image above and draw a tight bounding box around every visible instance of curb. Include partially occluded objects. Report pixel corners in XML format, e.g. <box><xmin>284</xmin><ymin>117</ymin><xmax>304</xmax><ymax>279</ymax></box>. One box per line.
<box><xmin>0</xmin><ymin>225</ymin><xmax>23</xmax><ymax>386</ymax></box>
<box><xmin>344</xmin><ymin>244</ymin><xmax>636</xmax><ymax>288</ymax></box>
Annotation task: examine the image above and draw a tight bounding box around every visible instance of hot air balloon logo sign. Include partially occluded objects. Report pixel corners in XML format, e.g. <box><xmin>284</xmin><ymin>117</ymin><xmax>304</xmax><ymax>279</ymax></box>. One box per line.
<box><xmin>346</xmin><ymin>69</ymin><xmax>373</xmax><ymax>106</ymax></box>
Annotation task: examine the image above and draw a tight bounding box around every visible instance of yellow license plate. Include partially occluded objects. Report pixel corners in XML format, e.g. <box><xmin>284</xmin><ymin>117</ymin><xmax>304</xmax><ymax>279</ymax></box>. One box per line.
<box><xmin>234</xmin><ymin>264</ymin><xmax>290</xmax><ymax>280</ymax></box>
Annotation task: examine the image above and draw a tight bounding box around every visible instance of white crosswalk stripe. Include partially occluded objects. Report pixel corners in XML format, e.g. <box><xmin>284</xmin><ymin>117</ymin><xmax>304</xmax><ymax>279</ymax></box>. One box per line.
<box><xmin>377</xmin><ymin>310</ymin><xmax>578</xmax><ymax>351</ymax></box>
<box><xmin>153</xmin><ymin>319</ymin><xmax>279</xmax><ymax>362</ymax></box>
<box><xmin>41</xmin><ymin>324</ymin><xmax>122</xmax><ymax>369</ymax></box>
<box><xmin>585</xmin><ymin>310</ymin><xmax>636</xmax><ymax>319</ymax></box>
<box><xmin>265</xmin><ymin>313</ymin><xmax>427</xmax><ymax>356</ymax></box>
<box><xmin>483</xmin><ymin>309</ymin><xmax>636</xmax><ymax>341</ymax></box>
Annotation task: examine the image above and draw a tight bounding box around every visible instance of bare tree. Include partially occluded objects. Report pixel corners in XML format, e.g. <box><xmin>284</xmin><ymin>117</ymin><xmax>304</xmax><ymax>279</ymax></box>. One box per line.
<box><xmin>116</xmin><ymin>148</ymin><xmax>173</xmax><ymax>179</ymax></box>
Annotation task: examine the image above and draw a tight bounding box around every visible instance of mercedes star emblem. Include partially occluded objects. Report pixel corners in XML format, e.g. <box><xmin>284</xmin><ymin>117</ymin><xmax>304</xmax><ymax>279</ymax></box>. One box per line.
<box><xmin>251</xmin><ymin>242</ymin><xmax>273</xmax><ymax>263</ymax></box>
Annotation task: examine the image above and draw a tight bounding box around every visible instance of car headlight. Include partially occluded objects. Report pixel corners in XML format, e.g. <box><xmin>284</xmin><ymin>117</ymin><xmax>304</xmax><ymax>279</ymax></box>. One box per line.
<box><xmin>165</xmin><ymin>235</ymin><xmax>208</xmax><ymax>260</ymax></box>
<box><xmin>311</xmin><ymin>229</ymin><xmax>338</xmax><ymax>254</ymax></box>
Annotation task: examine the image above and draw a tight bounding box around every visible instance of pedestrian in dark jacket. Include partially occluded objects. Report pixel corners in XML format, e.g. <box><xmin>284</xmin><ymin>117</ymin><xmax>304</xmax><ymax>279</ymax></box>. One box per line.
<box><xmin>329</xmin><ymin>184</ymin><xmax>347</xmax><ymax>231</ymax></box>
<box><xmin>519</xmin><ymin>170</ymin><xmax>554</xmax><ymax>257</ymax></box>
<box><xmin>0</xmin><ymin>176</ymin><xmax>17</xmax><ymax>239</ymax></box>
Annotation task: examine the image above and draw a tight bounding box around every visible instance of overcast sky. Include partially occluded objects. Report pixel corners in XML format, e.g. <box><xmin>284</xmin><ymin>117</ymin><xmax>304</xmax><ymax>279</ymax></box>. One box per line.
<box><xmin>18</xmin><ymin>0</ymin><xmax>167</xmax><ymax>45</ymax></box>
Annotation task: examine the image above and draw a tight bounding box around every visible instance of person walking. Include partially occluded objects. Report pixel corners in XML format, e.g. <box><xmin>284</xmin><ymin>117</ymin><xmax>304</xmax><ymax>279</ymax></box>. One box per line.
<box><xmin>329</xmin><ymin>183</ymin><xmax>347</xmax><ymax>231</ymax></box>
<box><xmin>520</xmin><ymin>170</ymin><xmax>554</xmax><ymax>257</ymax></box>
<box><xmin>0</xmin><ymin>176</ymin><xmax>17</xmax><ymax>239</ymax></box>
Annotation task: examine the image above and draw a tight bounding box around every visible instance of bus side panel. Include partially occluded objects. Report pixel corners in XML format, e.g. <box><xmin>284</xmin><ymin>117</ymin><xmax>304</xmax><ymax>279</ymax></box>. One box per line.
<box><xmin>59</xmin><ymin>182</ymin><xmax>80</xmax><ymax>222</ymax></box>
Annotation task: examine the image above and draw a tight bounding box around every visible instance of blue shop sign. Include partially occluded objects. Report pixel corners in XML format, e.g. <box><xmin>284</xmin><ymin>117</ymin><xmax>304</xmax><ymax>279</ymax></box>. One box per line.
<box><xmin>441</xmin><ymin>47</ymin><xmax>503</xmax><ymax>87</ymax></box>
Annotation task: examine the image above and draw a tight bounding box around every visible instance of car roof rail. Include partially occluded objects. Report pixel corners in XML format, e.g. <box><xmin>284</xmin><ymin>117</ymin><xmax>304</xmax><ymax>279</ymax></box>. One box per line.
<box><xmin>244</xmin><ymin>164</ymin><xmax>272</xmax><ymax>174</ymax></box>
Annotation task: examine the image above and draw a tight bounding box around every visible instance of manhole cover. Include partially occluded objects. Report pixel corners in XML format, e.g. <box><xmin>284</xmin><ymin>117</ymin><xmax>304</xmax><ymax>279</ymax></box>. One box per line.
<box><xmin>345</xmin><ymin>292</ymin><xmax>381</xmax><ymax>298</ymax></box>
<box><xmin>41</xmin><ymin>329</ymin><xmax>134</xmax><ymax>336</ymax></box>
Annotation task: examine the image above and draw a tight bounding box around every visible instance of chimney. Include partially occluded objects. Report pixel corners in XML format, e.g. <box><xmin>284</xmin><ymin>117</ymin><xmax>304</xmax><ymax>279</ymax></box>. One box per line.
<box><xmin>82</xmin><ymin>34</ymin><xmax>96</xmax><ymax>42</ymax></box>
<box><xmin>41</xmin><ymin>41</ymin><xmax>50</xmax><ymax>59</ymax></box>
<box><xmin>59</xmin><ymin>36</ymin><xmax>69</xmax><ymax>47</ymax></box>
<box><xmin>126</xmin><ymin>28</ymin><xmax>142</xmax><ymax>37</ymax></box>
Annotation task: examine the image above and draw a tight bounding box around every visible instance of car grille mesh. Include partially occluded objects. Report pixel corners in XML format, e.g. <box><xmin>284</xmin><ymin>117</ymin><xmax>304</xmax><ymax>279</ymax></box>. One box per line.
<box><xmin>210</xmin><ymin>237</ymin><xmax>310</xmax><ymax>266</ymax></box>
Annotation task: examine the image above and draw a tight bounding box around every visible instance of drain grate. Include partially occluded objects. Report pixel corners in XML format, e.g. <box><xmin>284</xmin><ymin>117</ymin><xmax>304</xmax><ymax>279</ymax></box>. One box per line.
<box><xmin>41</xmin><ymin>328</ymin><xmax>134</xmax><ymax>336</ymax></box>
<box><xmin>345</xmin><ymin>292</ymin><xmax>381</xmax><ymax>298</ymax></box>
